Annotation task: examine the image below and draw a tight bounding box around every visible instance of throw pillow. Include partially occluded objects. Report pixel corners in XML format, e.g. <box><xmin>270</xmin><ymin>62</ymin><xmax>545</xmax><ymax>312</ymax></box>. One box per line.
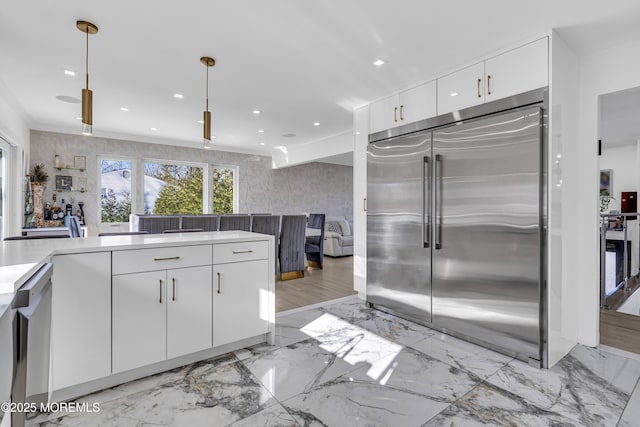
<box><xmin>326</xmin><ymin>222</ymin><xmax>342</xmax><ymax>234</ymax></box>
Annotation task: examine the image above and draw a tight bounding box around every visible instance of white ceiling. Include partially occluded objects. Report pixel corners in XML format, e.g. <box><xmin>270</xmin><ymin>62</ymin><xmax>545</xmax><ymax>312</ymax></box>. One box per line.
<box><xmin>2</xmin><ymin>1</ymin><xmax>640</xmax><ymax>157</ymax></box>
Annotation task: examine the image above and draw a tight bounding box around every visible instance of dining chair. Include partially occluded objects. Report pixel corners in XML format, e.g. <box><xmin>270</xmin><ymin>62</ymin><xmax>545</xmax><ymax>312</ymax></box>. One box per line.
<box><xmin>279</xmin><ymin>215</ymin><xmax>306</xmax><ymax>280</ymax></box>
<box><xmin>251</xmin><ymin>215</ymin><xmax>281</xmax><ymax>274</ymax></box>
<box><xmin>219</xmin><ymin>214</ymin><xmax>251</xmax><ymax>231</ymax></box>
<box><xmin>305</xmin><ymin>213</ymin><xmax>325</xmax><ymax>269</ymax></box>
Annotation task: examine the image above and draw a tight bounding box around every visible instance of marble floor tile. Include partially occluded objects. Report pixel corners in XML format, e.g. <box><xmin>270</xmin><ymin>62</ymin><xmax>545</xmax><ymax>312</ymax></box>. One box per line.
<box><xmin>227</xmin><ymin>403</ymin><xmax>299</xmax><ymax>427</ymax></box>
<box><xmin>242</xmin><ymin>339</ymin><xmax>359</xmax><ymax>402</ymax></box>
<box><xmin>272</xmin><ymin>308</ymin><xmax>328</xmax><ymax>347</ymax></box>
<box><xmin>409</xmin><ymin>333</ymin><xmax>513</xmax><ymax>379</ymax></box>
<box><xmin>321</xmin><ymin>300</ymin><xmax>378</xmax><ymax>325</ymax></box>
<box><xmin>28</xmin><ymin>359</ymin><xmax>276</xmax><ymax>427</ymax></box>
<box><xmin>423</xmin><ymin>381</ymin><xmax>581</xmax><ymax>427</ymax></box>
<box><xmin>485</xmin><ymin>345</ymin><xmax>640</xmax><ymax>426</ymax></box>
<box><xmin>619</xmin><ymin>379</ymin><xmax>640</xmax><ymax>427</ymax></box>
<box><xmin>355</xmin><ymin>310</ymin><xmax>436</xmax><ymax>347</ymax></box>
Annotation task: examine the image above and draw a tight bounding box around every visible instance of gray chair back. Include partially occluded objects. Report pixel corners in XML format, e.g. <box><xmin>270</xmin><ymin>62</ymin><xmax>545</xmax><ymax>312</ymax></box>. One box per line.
<box><xmin>98</xmin><ymin>231</ymin><xmax>149</xmax><ymax>237</ymax></box>
<box><xmin>138</xmin><ymin>215</ymin><xmax>180</xmax><ymax>234</ymax></box>
<box><xmin>305</xmin><ymin>213</ymin><xmax>325</xmax><ymax>268</ymax></box>
<box><xmin>163</xmin><ymin>228</ymin><xmax>204</xmax><ymax>233</ymax></box>
<box><xmin>251</xmin><ymin>215</ymin><xmax>281</xmax><ymax>272</ymax></box>
<box><xmin>68</xmin><ymin>216</ymin><xmax>83</xmax><ymax>238</ymax></box>
<box><xmin>181</xmin><ymin>215</ymin><xmax>219</xmax><ymax>231</ymax></box>
<box><xmin>219</xmin><ymin>214</ymin><xmax>251</xmax><ymax>231</ymax></box>
<box><xmin>279</xmin><ymin>215</ymin><xmax>306</xmax><ymax>276</ymax></box>
<box><xmin>4</xmin><ymin>235</ymin><xmax>70</xmax><ymax>240</ymax></box>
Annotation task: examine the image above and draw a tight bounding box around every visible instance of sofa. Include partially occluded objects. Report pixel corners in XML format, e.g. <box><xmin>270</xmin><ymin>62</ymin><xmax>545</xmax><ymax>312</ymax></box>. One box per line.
<box><xmin>324</xmin><ymin>216</ymin><xmax>353</xmax><ymax>257</ymax></box>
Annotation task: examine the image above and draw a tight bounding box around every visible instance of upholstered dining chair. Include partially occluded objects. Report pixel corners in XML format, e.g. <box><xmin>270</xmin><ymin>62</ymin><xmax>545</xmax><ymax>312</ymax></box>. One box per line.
<box><xmin>138</xmin><ymin>215</ymin><xmax>180</xmax><ymax>234</ymax></box>
<box><xmin>251</xmin><ymin>215</ymin><xmax>281</xmax><ymax>273</ymax></box>
<box><xmin>163</xmin><ymin>228</ymin><xmax>204</xmax><ymax>233</ymax></box>
<box><xmin>305</xmin><ymin>213</ymin><xmax>325</xmax><ymax>269</ymax></box>
<box><xmin>279</xmin><ymin>215</ymin><xmax>306</xmax><ymax>280</ymax></box>
<box><xmin>98</xmin><ymin>231</ymin><xmax>149</xmax><ymax>236</ymax></box>
<box><xmin>181</xmin><ymin>214</ymin><xmax>219</xmax><ymax>231</ymax></box>
<box><xmin>219</xmin><ymin>214</ymin><xmax>251</xmax><ymax>231</ymax></box>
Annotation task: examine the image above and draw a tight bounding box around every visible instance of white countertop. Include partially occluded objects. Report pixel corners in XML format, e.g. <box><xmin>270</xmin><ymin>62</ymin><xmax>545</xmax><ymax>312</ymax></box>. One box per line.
<box><xmin>0</xmin><ymin>231</ymin><xmax>273</xmax><ymax>298</ymax></box>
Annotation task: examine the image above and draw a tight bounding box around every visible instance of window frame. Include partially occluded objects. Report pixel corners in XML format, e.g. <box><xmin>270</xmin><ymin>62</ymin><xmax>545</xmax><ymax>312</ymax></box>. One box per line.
<box><xmin>97</xmin><ymin>155</ymin><xmax>136</xmax><ymax>226</ymax></box>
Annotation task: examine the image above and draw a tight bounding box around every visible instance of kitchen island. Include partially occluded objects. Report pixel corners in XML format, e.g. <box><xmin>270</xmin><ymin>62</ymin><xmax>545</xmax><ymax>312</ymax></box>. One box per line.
<box><xmin>0</xmin><ymin>231</ymin><xmax>275</xmax><ymax>402</ymax></box>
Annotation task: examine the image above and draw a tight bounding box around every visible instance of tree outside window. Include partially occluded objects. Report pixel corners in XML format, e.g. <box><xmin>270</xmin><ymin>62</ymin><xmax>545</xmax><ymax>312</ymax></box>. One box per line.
<box><xmin>144</xmin><ymin>162</ymin><xmax>204</xmax><ymax>215</ymax></box>
<box><xmin>213</xmin><ymin>167</ymin><xmax>235</xmax><ymax>214</ymax></box>
<box><xmin>100</xmin><ymin>159</ymin><xmax>132</xmax><ymax>223</ymax></box>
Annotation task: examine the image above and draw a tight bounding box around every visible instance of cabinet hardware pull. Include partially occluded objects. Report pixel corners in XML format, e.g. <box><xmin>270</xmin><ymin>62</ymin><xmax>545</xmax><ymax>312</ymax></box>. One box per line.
<box><xmin>477</xmin><ymin>79</ymin><xmax>482</xmax><ymax>98</ymax></box>
<box><xmin>394</xmin><ymin>106</ymin><xmax>398</xmax><ymax>122</ymax></box>
<box><xmin>232</xmin><ymin>250</ymin><xmax>253</xmax><ymax>254</ymax></box>
<box><xmin>217</xmin><ymin>272</ymin><xmax>221</xmax><ymax>294</ymax></box>
<box><xmin>487</xmin><ymin>75</ymin><xmax>492</xmax><ymax>95</ymax></box>
<box><xmin>172</xmin><ymin>278</ymin><xmax>176</xmax><ymax>301</ymax></box>
<box><xmin>364</xmin><ymin>197</ymin><xmax>367</xmax><ymax>212</ymax></box>
<box><xmin>400</xmin><ymin>105</ymin><xmax>404</xmax><ymax>121</ymax></box>
<box><xmin>153</xmin><ymin>256</ymin><xmax>181</xmax><ymax>261</ymax></box>
<box><xmin>159</xmin><ymin>279</ymin><xmax>163</xmax><ymax>303</ymax></box>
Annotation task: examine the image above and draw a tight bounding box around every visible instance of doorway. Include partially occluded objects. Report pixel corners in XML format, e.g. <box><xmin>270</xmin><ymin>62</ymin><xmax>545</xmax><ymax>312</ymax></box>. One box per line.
<box><xmin>0</xmin><ymin>138</ymin><xmax>11</xmax><ymax>241</ymax></box>
<box><xmin>598</xmin><ymin>86</ymin><xmax>640</xmax><ymax>354</ymax></box>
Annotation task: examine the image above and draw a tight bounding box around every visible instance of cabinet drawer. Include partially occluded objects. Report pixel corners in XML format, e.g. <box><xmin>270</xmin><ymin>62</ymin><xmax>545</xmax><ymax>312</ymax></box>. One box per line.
<box><xmin>213</xmin><ymin>241</ymin><xmax>268</xmax><ymax>264</ymax></box>
<box><xmin>113</xmin><ymin>245</ymin><xmax>213</xmax><ymax>275</ymax></box>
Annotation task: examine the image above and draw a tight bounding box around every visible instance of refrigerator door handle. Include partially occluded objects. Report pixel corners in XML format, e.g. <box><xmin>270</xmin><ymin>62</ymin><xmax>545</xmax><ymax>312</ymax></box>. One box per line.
<box><xmin>423</xmin><ymin>156</ymin><xmax>431</xmax><ymax>248</ymax></box>
<box><xmin>435</xmin><ymin>154</ymin><xmax>443</xmax><ymax>250</ymax></box>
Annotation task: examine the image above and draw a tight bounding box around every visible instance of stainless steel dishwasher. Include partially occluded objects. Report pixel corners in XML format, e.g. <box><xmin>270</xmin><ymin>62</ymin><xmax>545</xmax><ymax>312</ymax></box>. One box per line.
<box><xmin>12</xmin><ymin>263</ymin><xmax>53</xmax><ymax>427</ymax></box>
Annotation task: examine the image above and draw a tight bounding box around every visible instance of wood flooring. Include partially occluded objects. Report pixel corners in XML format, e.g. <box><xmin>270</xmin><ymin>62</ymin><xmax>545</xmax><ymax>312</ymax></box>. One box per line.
<box><xmin>600</xmin><ymin>275</ymin><xmax>640</xmax><ymax>355</ymax></box>
<box><xmin>275</xmin><ymin>256</ymin><xmax>356</xmax><ymax>312</ymax></box>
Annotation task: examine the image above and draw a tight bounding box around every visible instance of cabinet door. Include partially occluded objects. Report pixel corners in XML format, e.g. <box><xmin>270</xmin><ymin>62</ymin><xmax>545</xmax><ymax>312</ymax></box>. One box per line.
<box><xmin>398</xmin><ymin>81</ymin><xmax>437</xmax><ymax>125</ymax></box>
<box><xmin>369</xmin><ymin>94</ymin><xmax>399</xmax><ymax>134</ymax></box>
<box><xmin>213</xmin><ymin>260</ymin><xmax>269</xmax><ymax>347</ymax></box>
<box><xmin>485</xmin><ymin>37</ymin><xmax>548</xmax><ymax>102</ymax></box>
<box><xmin>51</xmin><ymin>252</ymin><xmax>111</xmax><ymax>390</ymax></box>
<box><xmin>167</xmin><ymin>266</ymin><xmax>213</xmax><ymax>359</ymax></box>
<box><xmin>113</xmin><ymin>270</ymin><xmax>167</xmax><ymax>373</ymax></box>
<box><xmin>437</xmin><ymin>62</ymin><xmax>485</xmax><ymax>115</ymax></box>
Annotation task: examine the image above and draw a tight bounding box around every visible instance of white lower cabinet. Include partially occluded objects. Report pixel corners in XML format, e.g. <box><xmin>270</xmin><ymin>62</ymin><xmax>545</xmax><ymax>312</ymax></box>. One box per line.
<box><xmin>213</xmin><ymin>259</ymin><xmax>269</xmax><ymax>347</ymax></box>
<box><xmin>51</xmin><ymin>252</ymin><xmax>112</xmax><ymax>390</ymax></box>
<box><xmin>112</xmin><ymin>266</ymin><xmax>213</xmax><ymax>373</ymax></box>
<box><xmin>167</xmin><ymin>266</ymin><xmax>213</xmax><ymax>359</ymax></box>
<box><xmin>112</xmin><ymin>270</ymin><xmax>167</xmax><ymax>373</ymax></box>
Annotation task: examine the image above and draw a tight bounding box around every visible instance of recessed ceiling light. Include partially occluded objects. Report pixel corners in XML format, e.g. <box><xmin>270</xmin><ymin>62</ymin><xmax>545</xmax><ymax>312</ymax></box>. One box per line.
<box><xmin>64</xmin><ymin>69</ymin><xmax>76</xmax><ymax>76</ymax></box>
<box><xmin>120</xmin><ymin>107</ymin><xmax>129</xmax><ymax>111</ymax></box>
<box><xmin>173</xmin><ymin>93</ymin><xmax>184</xmax><ymax>99</ymax></box>
<box><xmin>258</xmin><ymin>129</ymin><xmax>264</xmax><ymax>133</ymax></box>
<box><xmin>313</xmin><ymin>122</ymin><xmax>320</xmax><ymax>126</ymax></box>
<box><xmin>373</xmin><ymin>59</ymin><xmax>385</xmax><ymax>67</ymax></box>
<box><xmin>204</xmin><ymin>145</ymin><xmax>211</xmax><ymax>150</ymax></box>
<box><xmin>150</xmin><ymin>127</ymin><xmax>157</xmax><ymax>131</ymax></box>
<box><xmin>197</xmin><ymin>120</ymin><xmax>204</xmax><ymax>124</ymax></box>
<box><xmin>252</xmin><ymin>110</ymin><xmax>261</xmax><ymax>115</ymax></box>
<box><xmin>356</xmin><ymin>131</ymin><xmax>361</xmax><ymax>135</ymax></box>
<box><xmin>260</xmin><ymin>142</ymin><xmax>265</xmax><ymax>146</ymax></box>
<box><xmin>450</xmin><ymin>92</ymin><xmax>458</xmax><ymax>97</ymax></box>
<box><xmin>75</xmin><ymin>116</ymin><xmax>82</xmax><ymax>120</ymax></box>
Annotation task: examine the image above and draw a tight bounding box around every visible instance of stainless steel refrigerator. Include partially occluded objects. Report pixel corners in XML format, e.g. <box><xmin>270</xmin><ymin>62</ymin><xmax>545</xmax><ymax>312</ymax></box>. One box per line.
<box><xmin>367</xmin><ymin>89</ymin><xmax>546</xmax><ymax>367</ymax></box>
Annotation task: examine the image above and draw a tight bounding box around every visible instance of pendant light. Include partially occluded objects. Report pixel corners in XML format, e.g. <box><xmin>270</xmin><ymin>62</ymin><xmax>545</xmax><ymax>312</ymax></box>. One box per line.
<box><xmin>200</xmin><ymin>56</ymin><xmax>215</xmax><ymax>148</ymax></box>
<box><xmin>77</xmin><ymin>20</ymin><xmax>98</xmax><ymax>135</ymax></box>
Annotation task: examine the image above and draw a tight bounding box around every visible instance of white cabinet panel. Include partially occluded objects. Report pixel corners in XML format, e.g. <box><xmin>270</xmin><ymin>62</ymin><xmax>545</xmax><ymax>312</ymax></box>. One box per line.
<box><xmin>485</xmin><ymin>38</ymin><xmax>548</xmax><ymax>102</ymax></box>
<box><xmin>398</xmin><ymin>81</ymin><xmax>437</xmax><ymax>125</ymax></box>
<box><xmin>213</xmin><ymin>259</ymin><xmax>269</xmax><ymax>347</ymax></box>
<box><xmin>51</xmin><ymin>252</ymin><xmax>111</xmax><ymax>390</ymax></box>
<box><xmin>437</xmin><ymin>62</ymin><xmax>485</xmax><ymax>115</ymax></box>
<box><xmin>112</xmin><ymin>244</ymin><xmax>212</xmax><ymax>275</ymax></box>
<box><xmin>167</xmin><ymin>266</ymin><xmax>213</xmax><ymax>359</ymax></box>
<box><xmin>212</xmin><ymin>241</ymin><xmax>268</xmax><ymax>264</ymax></box>
<box><xmin>369</xmin><ymin>82</ymin><xmax>438</xmax><ymax>134</ymax></box>
<box><xmin>113</xmin><ymin>270</ymin><xmax>167</xmax><ymax>373</ymax></box>
<box><xmin>369</xmin><ymin>94</ymin><xmax>399</xmax><ymax>134</ymax></box>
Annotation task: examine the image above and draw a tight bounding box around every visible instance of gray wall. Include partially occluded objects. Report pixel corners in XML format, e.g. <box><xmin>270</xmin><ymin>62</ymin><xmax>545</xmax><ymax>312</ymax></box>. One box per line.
<box><xmin>30</xmin><ymin>130</ymin><xmax>353</xmax><ymax>235</ymax></box>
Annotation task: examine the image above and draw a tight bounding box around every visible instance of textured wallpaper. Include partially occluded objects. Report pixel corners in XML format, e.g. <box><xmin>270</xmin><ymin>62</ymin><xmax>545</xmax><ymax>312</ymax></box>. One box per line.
<box><xmin>30</xmin><ymin>130</ymin><xmax>353</xmax><ymax>235</ymax></box>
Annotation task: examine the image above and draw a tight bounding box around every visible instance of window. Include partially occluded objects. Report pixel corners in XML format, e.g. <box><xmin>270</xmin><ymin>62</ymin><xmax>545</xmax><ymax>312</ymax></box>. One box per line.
<box><xmin>100</xmin><ymin>159</ymin><xmax>132</xmax><ymax>223</ymax></box>
<box><xmin>143</xmin><ymin>161</ymin><xmax>204</xmax><ymax>214</ymax></box>
<box><xmin>212</xmin><ymin>165</ymin><xmax>237</xmax><ymax>214</ymax></box>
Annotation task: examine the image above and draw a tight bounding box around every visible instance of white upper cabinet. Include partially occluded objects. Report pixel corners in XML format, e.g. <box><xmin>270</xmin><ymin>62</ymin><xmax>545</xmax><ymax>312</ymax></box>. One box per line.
<box><xmin>485</xmin><ymin>37</ymin><xmax>548</xmax><ymax>102</ymax></box>
<box><xmin>369</xmin><ymin>80</ymin><xmax>437</xmax><ymax>134</ymax></box>
<box><xmin>437</xmin><ymin>62</ymin><xmax>485</xmax><ymax>115</ymax></box>
<box><xmin>437</xmin><ymin>37</ymin><xmax>548</xmax><ymax>115</ymax></box>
